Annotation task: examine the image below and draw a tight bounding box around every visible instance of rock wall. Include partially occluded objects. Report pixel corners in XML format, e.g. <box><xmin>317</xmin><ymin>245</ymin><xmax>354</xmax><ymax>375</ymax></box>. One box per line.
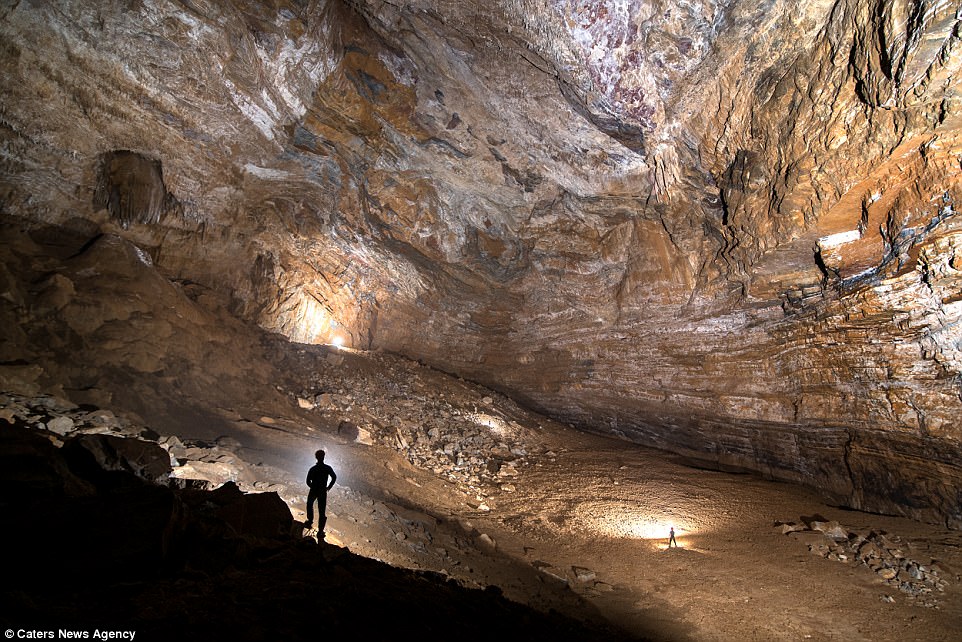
<box><xmin>1</xmin><ymin>0</ymin><xmax>961</xmax><ymax>524</ymax></box>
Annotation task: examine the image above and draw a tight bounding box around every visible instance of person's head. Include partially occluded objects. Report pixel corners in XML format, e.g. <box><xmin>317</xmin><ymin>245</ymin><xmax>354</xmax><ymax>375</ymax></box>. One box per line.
<box><xmin>315</xmin><ymin>449</ymin><xmax>325</xmax><ymax>462</ymax></box>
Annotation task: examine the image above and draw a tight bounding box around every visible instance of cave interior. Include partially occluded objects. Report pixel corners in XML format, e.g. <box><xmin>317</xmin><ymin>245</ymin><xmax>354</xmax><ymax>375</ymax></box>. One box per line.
<box><xmin>2</xmin><ymin>0</ymin><xmax>962</xmax><ymax>640</ymax></box>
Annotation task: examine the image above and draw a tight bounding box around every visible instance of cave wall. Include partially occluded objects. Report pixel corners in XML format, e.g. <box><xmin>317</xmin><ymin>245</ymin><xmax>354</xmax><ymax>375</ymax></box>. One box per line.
<box><xmin>1</xmin><ymin>0</ymin><xmax>961</xmax><ymax>524</ymax></box>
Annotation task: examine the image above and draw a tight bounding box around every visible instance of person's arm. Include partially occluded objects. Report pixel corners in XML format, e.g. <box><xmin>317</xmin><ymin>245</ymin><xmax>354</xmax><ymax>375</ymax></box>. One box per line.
<box><xmin>327</xmin><ymin>467</ymin><xmax>337</xmax><ymax>490</ymax></box>
<box><xmin>306</xmin><ymin>467</ymin><xmax>314</xmax><ymax>487</ymax></box>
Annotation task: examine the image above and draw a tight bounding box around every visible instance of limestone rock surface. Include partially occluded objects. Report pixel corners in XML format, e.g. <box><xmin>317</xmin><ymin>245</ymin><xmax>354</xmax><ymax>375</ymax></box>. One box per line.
<box><xmin>1</xmin><ymin>0</ymin><xmax>961</xmax><ymax>524</ymax></box>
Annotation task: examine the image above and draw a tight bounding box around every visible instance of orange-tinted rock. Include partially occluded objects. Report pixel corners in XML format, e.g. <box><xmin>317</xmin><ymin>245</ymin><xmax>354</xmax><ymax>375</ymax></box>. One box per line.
<box><xmin>1</xmin><ymin>0</ymin><xmax>961</xmax><ymax>525</ymax></box>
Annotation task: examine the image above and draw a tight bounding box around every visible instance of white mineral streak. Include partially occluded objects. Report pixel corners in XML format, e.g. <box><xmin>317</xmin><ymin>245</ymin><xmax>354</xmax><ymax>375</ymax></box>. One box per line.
<box><xmin>132</xmin><ymin>245</ymin><xmax>154</xmax><ymax>267</ymax></box>
<box><xmin>244</xmin><ymin>164</ymin><xmax>291</xmax><ymax>180</ymax></box>
<box><xmin>818</xmin><ymin>229</ymin><xmax>862</xmax><ymax>248</ymax></box>
<box><xmin>257</xmin><ymin>27</ymin><xmax>338</xmax><ymax>117</ymax></box>
<box><xmin>223</xmin><ymin>77</ymin><xmax>277</xmax><ymax>140</ymax></box>
<box><xmin>161</xmin><ymin>1</ymin><xmax>216</xmax><ymax>41</ymax></box>
<box><xmin>378</xmin><ymin>49</ymin><xmax>418</xmax><ymax>87</ymax></box>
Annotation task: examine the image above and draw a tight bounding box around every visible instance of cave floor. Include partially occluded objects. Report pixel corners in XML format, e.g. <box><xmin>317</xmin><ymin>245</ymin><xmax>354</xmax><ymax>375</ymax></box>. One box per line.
<box><xmin>486</xmin><ymin>428</ymin><xmax>962</xmax><ymax>642</ymax></box>
<box><xmin>135</xmin><ymin>347</ymin><xmax>962</xmax><ymax>642</ymax></box>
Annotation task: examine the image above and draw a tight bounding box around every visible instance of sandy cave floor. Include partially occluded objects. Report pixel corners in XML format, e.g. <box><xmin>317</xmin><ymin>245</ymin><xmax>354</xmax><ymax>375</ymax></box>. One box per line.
<box><xmin>134</xmin><ymin>346</ymin><xmax>962</xmax><ymax>642</ymax></box>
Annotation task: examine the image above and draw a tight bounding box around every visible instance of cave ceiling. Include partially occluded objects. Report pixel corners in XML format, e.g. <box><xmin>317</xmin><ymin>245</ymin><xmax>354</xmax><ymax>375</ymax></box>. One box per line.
<box><xmin>2</xmin><ymin>0</ymin><xmax>962</xmax><ymax>524</ymax></box>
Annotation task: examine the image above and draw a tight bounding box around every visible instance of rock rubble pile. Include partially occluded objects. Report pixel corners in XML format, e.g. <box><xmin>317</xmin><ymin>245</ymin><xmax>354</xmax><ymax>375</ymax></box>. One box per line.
<box><xmin>0</xmin><ymin>391</ymin><xmax>279</xmax><ymax>493</ymax></box>
<box><xmin>0</xmin><ymin>392</ymin><xmax>152</xmax><ymax>439</ymax></box>
<box><xmin>292</xmin><ymin>348</ymin><xmax>545</xmax><ymax>504</ymax></box>
<box><xmin>777</xmin><ymin>517</ymin><xmax>951</xmax><ymax>608</ymax></box>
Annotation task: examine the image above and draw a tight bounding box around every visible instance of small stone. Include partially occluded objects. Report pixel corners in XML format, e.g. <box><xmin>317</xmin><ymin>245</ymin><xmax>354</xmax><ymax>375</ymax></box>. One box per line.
<box><xmin>355</xmin><ymin>426</ymin><xmax>374</xmax><ymax>446</ymax></box>
<box><xmin>809</xmin><ymin>520</ymin><xmax>848</xmax><ymax>541</ymax></box>
<box><xmin>879</xmin><ymin>568</ymin><xmax>898</xmax><ymax>580</ymax></box>
<box><xmin>45</xmin><ymin>415</ymin><xmax>75</xmax><ymax>435</ymax></box>
<box><xmin>36</xmin><ymin>394</ymin><xmax>77</xmax><ymax>413</ymax></box>
<box><xmin>297</xmin><ymin>397</ymin><xmax>314</xmax><ymax>409</ymax></box>
<box><xmin>572</xmin><ymin>566</ymin><xmax>596</xmax><ymax>582</ymax></box>
<box><xmin>858</xmin><ymin>541</ymin><xmax>881</xmax><ymax>561</ymax></box>
<box><xmin>215</xmin><ymin>435</ymin><xmax>242</xmax><ymax>449</ymax></box>
<box><xmin>82</xmin><ymin>410</ymin><xmax>121</xmax><ymax>428</ymax></box>
<box><xmin>158</xmin><ymin>434</ymin><xmax>185</xmax><ymax>450</ymax></box>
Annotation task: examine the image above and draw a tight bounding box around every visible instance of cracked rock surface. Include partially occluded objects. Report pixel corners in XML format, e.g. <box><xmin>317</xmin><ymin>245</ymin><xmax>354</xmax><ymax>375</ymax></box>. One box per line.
<box><xmin>1</xmin><ymin>0</ymin><xmax>961</xmax><ymax>536</ymax></box>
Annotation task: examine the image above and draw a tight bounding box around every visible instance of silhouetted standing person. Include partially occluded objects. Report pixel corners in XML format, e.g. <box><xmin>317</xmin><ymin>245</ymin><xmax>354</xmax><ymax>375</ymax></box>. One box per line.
<box><xmin>668</xmin><ymin>526</ymin><xmax>678</xmax><ymax>548</ymax></box>
<box><xmin>306</xmin><ymin>449</ymin><xmax>336</xmax><ymax>536</ymax></box>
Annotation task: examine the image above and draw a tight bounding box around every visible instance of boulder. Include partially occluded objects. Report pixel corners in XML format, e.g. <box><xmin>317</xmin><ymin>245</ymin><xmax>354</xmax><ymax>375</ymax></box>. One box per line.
<box><xmin>68</xmin><ymin>433</ymin><xmax>172</xmax><ymax>484</ymax></box>
<box><xmin>0</xmin><ymin>422</ymin><xmax>95</xmax><ymax>499</ymax></box>
<box><xmin>209</xmin><ymin>482</ymin><xmax>294</xmax><ymax>539</ymax></box>
<box><xmin>170</xmin><ymin>460</ymin><xmax>237</xmax><ymax>487</ymax></box>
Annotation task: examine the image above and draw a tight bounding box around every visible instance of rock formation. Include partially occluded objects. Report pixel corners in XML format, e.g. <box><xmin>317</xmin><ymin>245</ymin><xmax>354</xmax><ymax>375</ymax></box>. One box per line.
<box><xmin>1</xmin><ymin>1</ymin><xmax>961</xmax><ymax>525</ymax></box>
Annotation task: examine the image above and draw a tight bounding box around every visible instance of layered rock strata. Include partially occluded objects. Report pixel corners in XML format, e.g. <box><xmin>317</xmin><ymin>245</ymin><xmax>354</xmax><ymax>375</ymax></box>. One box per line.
<box><xmin>1</xmin><ymin>1</ymin><xmax>961</xmax><ymax>524</ymax></box>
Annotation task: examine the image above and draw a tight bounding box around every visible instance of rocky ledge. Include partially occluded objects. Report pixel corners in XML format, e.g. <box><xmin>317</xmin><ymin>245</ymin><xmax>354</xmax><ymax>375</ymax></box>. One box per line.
<box><xmin>0</xmin><ymin>395</ymin><xmax>634</xmax><ymax>642</ymax></box>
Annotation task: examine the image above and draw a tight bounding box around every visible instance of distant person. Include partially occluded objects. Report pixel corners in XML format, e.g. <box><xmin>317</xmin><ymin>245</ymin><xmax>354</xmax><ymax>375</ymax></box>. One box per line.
<box><xmin>668</xmin><ymin>526</ymin><xmax>678</xmax><ymax>548</ymax></box>
<box><xmin>306</xmin><ymin>449</ymin><xmax>337</xmax><ymax>536</ymax></box>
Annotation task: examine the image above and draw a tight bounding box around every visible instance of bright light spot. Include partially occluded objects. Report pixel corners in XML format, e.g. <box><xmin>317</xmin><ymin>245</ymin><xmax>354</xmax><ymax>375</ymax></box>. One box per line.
<box><xmin>470</xmin><ymin>412</ymin><xmax>509</xmax><ymax>436</ymax></box>
<box><xmin>626</xmin><ymin>518</ymin><xmax>683</xmax><ymax>540</ymax></box>
<box><xmin>303</xmin><ymin>446</ymin><xmax>342</xmax><ymax>486</ymax></box>
<box><xmin>572</xmin><ymin>500</ymin><xmax>699</xmax><ymax>543</ymax></box>
<box><xmin>291</xmin><ymin>294</ymin><xmax>334</xmax><ymax>344</ymax></box>
<box><xmin>289</xmin><ymin>292</ymin><xmax>350</xmax><ymax>347</ymax></box>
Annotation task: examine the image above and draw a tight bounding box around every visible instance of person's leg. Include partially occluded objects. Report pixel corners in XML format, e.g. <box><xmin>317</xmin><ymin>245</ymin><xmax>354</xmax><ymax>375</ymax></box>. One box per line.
<box><xmin>317</xmin><ymin>490</ymin><xmax>328</xmax><ymax>533</ymax></box>
<box><xmin>306</xmin><ymin>488</ymin><xmax>318</xmax><ymax>525</ymax></box>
